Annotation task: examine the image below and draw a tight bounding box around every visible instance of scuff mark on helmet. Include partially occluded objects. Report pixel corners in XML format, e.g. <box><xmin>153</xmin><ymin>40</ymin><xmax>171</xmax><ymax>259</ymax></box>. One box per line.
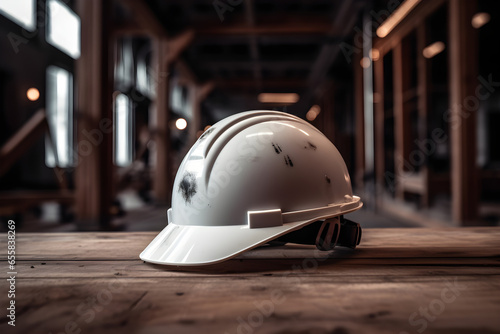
<box><xmin>325</xmin><ymin>175</ymin><xmax>331</xmax><ymax>184</ymax></box>
<box><xmin>284</xmin><ymin>155</ymin><xmax>293</xmax><ymax>167</ymax></box>
<box><xmin>307</xmin><ymin>142</ymin><xmax>317</xmax><ymax>150</ymax></box>
<box><xmin>272</xmin><ymin>143</ymin><xmax>282</xmax><ymax>154</ymax></box>
<box><xmin>179</xmin><ymin>172</ymin><xmax>197</xmax><ymax>203</ymax></box>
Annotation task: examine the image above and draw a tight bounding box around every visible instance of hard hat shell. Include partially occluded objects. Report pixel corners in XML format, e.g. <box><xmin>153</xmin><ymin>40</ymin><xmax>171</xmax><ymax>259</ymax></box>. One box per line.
<box><xmin>140</xmin><ymin>110</ymin><xmax>362</xmax><ymax>266</ymax></box>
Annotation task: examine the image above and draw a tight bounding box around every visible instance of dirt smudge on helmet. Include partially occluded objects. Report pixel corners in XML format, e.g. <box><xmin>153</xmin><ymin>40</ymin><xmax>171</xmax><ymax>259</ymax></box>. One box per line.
<box><xmin>325</xmin><ymin>175</ymin><xmax>331</xmax><ymax>184</ymax></box>
<box><xmin>272</xmin><ymin>143</ymin><xmax>282</xmax><ymax>154</ymax></box>
<box><xmin>284</xmin><ymin>155</ymin><xmax>294</xmax><ymax>167</ymax></box>
<box><xmin>307</xmin><ymin>141</ymin><xmax>317</xmax><ymax>150</ymax></box>
<box><xmin>179</xmin><ymin>172</ymin><xmax>197</xmax><ymax>203</ymax></box>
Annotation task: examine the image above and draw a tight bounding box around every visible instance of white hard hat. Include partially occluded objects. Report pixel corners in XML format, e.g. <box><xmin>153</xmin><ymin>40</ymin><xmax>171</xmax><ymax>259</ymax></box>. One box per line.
<box><xmin>141</xmin><ymin>110</ymin><xmax>362</xmax><ymax>266</ymax></box>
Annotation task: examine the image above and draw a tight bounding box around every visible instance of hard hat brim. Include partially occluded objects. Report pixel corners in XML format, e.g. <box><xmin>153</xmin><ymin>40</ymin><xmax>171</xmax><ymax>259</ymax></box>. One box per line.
<box><xmin>140</xmin><ymin>200</ymin><xmax>362</xmax><ymax>266</ymax></box>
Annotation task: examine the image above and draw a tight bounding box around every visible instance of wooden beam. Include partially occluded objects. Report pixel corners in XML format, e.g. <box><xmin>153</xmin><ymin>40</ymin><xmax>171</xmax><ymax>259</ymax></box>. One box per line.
<box><xmin>373</xmin><ymin>56</ymin><xmax>385</xmax><ymax>200</ymax></box>
<box><xmin>373</xmin><ymin>0</ymin><xmax>447</xmax><ymax>56</ymax></box>
<box><xmin>0</xmin><ymin>109</ymin><xmax>47</xmax><ymax>177</ymax></box>
<box><xmin>214</xmin><ymin>78</ymin><xmax>305</xmax><ymax>91</ymax></box>
<box><xmin>151</xmin><ymin>38</ymin><xmax>172</xmax><ymax>205</ymax></box>
<box><xmin>75</xmin><ymin>0</ymin><xmax>114</xmax><ymax>230</ymax></box>
<box><xmin>198</xmin><ymin>20</ymin><xmax>333</xmax><ymax>36</ymax></box>
<box><xmin>118</xmin><ymin>0</ymin><xmax>166</xmax><ymax>37</ymax></box>
<box><xmin>448</xmin><ymin>0</ymin><xmax>479</xmax><ymax>224</ymax></box>
<box><xmin>353</xmin><ymin>49</ymin><xmax>365</xmax><ymax>190</ymax></box>
<box><xmin>188</xmin><ymin>81</ymin><xmax>215</xmax><ymax>147</ymax></box>
<box><xmin>304</xmin><ymin>0</ymin><xmax>361</xmax><ymax>109</ymax></box>
<box><xmin>416</xmin><ymin>23</ymin><xmax>430</xmax><ymax>207</ymax></box>
<box><xmin>0</xmin><ymin>190</ymin><xmax>74</xmax><ymax>207</ymax></box>
<box><xmin>197</xmin><ymin>60</ymin><xmax>311</xmax><ymax>71</ymax></box>
<box><xmin>165</xmin><ymin>30</ymin><xmax>195</xmax><ymax>66</ymax></box>
<box><xmin>393</xmin><ymin>42</ymin><xmax>412</xmax><ymax>200</ymax></box>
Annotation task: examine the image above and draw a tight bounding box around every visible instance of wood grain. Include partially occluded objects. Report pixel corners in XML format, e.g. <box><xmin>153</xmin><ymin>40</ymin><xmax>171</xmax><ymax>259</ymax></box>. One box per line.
<box><xmin>0</xmin><ymin>228</ymin><xmax>499</xmax><ymax>334</ymax></box>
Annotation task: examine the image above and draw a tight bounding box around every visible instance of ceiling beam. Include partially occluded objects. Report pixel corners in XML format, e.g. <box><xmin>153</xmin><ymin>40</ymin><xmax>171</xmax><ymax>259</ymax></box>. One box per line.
<box><xmin>197</xmin><ymin>20</ymin><xmax>332</xmax><ymax>36</ymax></box>
<box><xmin>215</xmin><ymin>78</ymin><xmax>305</xmax><ymax>91</ymax></box>
<box><xmin>299</xmin><ymin>0</ymin><xmax>363</xmax><ymax>113</ymax></box>
<box><xmin>165</xmin><ymin>29</ymin><xmax>195</xmax><ymax>65</ymax></box>
<box><xmin>244</xmin><ymin>0</ymin><xmax>262</xmax><ymax>89</ymax></box>
<box><xmin>198</xmin><ymin>60</ymin><xmax>311</xmax><ymax>71</ymax></box>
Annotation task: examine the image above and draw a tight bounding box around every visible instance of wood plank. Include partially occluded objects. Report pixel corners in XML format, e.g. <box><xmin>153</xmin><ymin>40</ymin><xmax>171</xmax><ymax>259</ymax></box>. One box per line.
<box><xmin>5</xmin><ymin>276</ymin><xmax>500</xmax><ymax>334</ymax></box>
<box><xmin>3</xmin><ymin>259</ymin><xmax>499</xmax><ymax>279</ymax></box>
<box><xmin>1</xmin><ymin>229</ymin><xmax>498</xmax><ymax>334</ymax></box>
<box><xmin>2</xmin><ymin>228</ymin><xmax>499</xmax><ymax>261</ymax></box>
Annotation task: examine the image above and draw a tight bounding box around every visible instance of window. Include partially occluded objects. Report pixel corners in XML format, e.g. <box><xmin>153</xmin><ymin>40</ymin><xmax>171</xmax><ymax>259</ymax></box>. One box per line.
<box><xmin>45</xmin><ymin>66</ymin><xmax>74</xmax><ymax>168</ymax></box>
<box><xmin>46</xmin><ymin>0</ymin><xmax>80</xmax><ymax>59</ymax></box>
<box><xmin>114</xmin><ymin>93</ymin><xmax>134</xmax><ymax>167</ymax></box>
<box><xmin>0</xmin><ymin>0</ymin><xmax>36</xmax><ymax>31</ymax></box>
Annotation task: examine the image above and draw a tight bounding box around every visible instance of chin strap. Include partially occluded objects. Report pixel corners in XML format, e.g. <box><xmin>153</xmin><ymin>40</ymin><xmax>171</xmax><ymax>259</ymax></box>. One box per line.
<box><xmin>273</xmin><ymin>216</ymin><xmax>362</xmax><ymax>251</ymax></box>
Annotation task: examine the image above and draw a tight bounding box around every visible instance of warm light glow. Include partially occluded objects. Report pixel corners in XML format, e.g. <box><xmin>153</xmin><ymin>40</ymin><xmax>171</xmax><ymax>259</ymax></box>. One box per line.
<box><xmin>176</xmin><ymin>118</ymin><xmax>187</xmax><ymax>130</ymax></box>
<box><xmin>376</xmin><ymin>0</ymin><xmax>421</xmax><ymax>38</ymax></box>
<box><xmin>360</xmin><ymin>57</ymin><xmax>371</xmax><ymax>69</ymax></box>
<box><xmin>258</xmin><ymin>93</ymin><xmax>299</xmax><ymax>104</ymax></box>
<box><xmin>370</xmin><ymin>48</ymin><xmax>380</xmax><ymax>61</ymax></box>
<box><xmin>471</xmin><ymin>12</ymin><xmax>490</xmax><ymax>29</ymax></box>
<box><xmin>26</xmin><ymin>87</ymin><xmax>40</xmax><ymax>101</ymax></box>
<box><xmin>422</xmin><ymin>41</ymin><xmax>445</xmax><ymax>59</ymax></box>
<box><xmin>306</xmin><ymin>105</ymin><xmax>321</xmax><ymax>122</ymax></box>
<box><xmin>204</xmin><ymin>125</ymin><xmax>211</xmax><ymax>131</ymax></box>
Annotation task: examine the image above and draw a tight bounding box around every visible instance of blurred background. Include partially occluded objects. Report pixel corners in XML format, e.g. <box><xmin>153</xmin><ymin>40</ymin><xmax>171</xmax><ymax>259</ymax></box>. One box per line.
<box><xmin>0</xmin><ymin>0</ymin><xmax>499</xmax><ymax>232</ymax></box>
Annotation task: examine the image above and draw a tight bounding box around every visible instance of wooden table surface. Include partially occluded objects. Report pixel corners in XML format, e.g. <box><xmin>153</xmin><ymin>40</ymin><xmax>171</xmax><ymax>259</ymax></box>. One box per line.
<box><xmin>1</xmin><ymin>228</ymin><xmax>499</xmax><ymax>334</ymax></box>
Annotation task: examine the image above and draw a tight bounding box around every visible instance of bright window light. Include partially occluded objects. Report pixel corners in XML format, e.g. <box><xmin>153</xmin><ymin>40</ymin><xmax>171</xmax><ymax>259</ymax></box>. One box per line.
<box><xmin>114</xmin><ymin>93</ymin><xmax>134</xmax><ymax>167</ymax></box>
<box><xmin>46</xmin><ymin>0</ymin><xmax>81</xmax><ymax>59</ymax></box>
<box><xmin>0</xmin><ymin>0</ymin><xmax>36</xmax><ymax>31</ymax></box>
<box><xmin>45</xmin><ymin>66</ymin><xmax>74</xmax><ymax>168</ymax></box>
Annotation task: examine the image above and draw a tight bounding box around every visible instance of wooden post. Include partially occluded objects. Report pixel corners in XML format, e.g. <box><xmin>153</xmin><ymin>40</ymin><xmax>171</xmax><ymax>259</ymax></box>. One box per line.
<box><xmin>75</xmin><ymin>0</ymin><xmax>114</xmax><ymax>230</ymax></box>
<box><xmin>373</xmin><ymin>55</ymin><xmax>385</xmax><ymax>203</ymax></box>
<box><xmin>393</xmin><ymin>41</ymin><xmax>412</xmax><ymax>200</ymax></box>
<box><xmin>152</xmin><ymin>38</ymin><xmax>172</xmax><ymax>205</ymax></box>
<box><xmin>448</xmin><ymin>0</ymin><xmax>479</xmax><ymax>224</ymax></box>
<box><xmin>417</xmin><ymin>23</ymin><xmax>430</xmax><ymax>207</ymax></box>
<box><xmin>353</xmin><ymin>49</ymin><xmax>365</xmax><ymax>190</ymax></box>
<box><xmin>189</xmin><ymin>81</ymin><xmax>214</xmax><ymax>145</ymax></box>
